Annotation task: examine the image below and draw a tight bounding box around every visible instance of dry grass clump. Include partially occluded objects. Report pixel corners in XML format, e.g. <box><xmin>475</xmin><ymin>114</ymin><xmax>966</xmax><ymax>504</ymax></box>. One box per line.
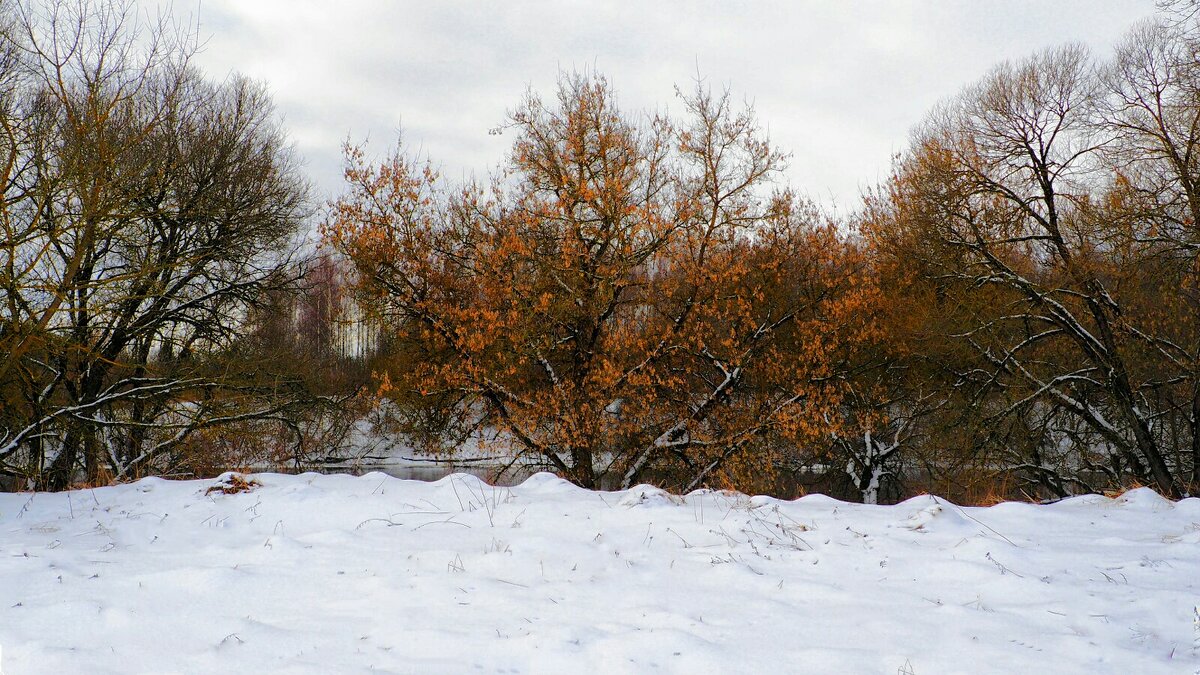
<box><xmin>205</xmin><ymin>473</ymin><xmax>262</xmax><ymax>495</ymax></box>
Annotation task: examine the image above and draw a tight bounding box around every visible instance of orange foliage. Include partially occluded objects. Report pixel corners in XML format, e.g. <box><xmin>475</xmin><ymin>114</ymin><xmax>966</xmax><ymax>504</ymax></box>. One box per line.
<box><xmin>326</xmin><ymin>74</ymin><xmax>876</xmax><ymax>490</ymax></box>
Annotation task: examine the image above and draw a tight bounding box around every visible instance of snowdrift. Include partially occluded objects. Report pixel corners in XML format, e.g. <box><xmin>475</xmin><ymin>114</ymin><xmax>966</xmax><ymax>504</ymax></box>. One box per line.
<box><xmin>1</xmin><ymin>473</ymin><xmax>1198</xmax><ymax>673</ymax></box>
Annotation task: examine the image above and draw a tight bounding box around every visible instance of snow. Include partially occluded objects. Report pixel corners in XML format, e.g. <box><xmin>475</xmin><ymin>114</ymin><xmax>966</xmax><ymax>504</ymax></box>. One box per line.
<box><xmin>1</xmin><ymin>473</ymin><xmax>1198</xmax><ymax>674</ymax></box>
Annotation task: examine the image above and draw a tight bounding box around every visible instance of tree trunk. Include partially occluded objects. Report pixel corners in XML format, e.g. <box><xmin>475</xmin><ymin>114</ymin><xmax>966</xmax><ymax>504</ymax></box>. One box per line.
<box><xmin>45</xmin><ymin>432</ymin><xmax>78</xmax><ymax>491</ymax></box>
<box><xmin>1190</xmin><ymin>388</ymin><xmax>1200</xmax><ymax>495</ymax></box>
<box><xmin>571</xmin><ymin>446</ymin><xmax>596</xmax><ymax>489</ymax></box>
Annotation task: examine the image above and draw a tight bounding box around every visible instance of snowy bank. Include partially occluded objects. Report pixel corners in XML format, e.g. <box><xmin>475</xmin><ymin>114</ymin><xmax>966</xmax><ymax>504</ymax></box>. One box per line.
<box><xmin>1</xmin><ymin>473</ymin><xmax>1198</xmax><ymax>673</ymax></box>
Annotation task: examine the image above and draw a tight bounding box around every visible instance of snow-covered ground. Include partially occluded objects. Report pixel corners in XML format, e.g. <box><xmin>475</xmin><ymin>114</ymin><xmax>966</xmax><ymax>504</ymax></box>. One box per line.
<box><xmin>1</xmin><ymin>473</ymin><xmax>1198</xmax><ymax>674</ymax></box>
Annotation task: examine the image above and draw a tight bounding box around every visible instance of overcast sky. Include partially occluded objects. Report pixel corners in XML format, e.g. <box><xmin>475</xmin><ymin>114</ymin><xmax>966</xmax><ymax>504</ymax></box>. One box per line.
<box><xmin>168</xmin><ymin>0</ymin><xmax>1159</xmax><ymax>211</ymax></box>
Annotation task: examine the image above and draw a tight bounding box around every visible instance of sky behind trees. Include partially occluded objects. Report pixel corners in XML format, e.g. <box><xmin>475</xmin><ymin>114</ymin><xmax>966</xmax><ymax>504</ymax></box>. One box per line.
<box><xmin>177</xmin><ymin>0</ymin><xmax>1161</xmax><ymax>207</ymax></box>
<box><xmin>170</xmin><ymin>0</ymin><xmax>1159</xmax><ymax>209</ymax></box>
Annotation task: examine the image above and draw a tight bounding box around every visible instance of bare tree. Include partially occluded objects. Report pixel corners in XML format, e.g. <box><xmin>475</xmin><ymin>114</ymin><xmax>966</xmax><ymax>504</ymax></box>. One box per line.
<box><xmin>0</xmin><ymin>0</ymin><xmax>311</xmax><ymax>489</ymax></box>
<box><xmin>876</xmin><ymin>39</ymin><xmax>1200</xmax><ymax>497</ymax></box>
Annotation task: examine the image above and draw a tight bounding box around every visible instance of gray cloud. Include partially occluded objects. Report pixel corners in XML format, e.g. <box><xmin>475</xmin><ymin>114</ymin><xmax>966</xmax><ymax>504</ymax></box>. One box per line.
<box><xmin>166</xmin><ymin>0</ymin><xmax>1157</xmax><ymax>210</ymax></box>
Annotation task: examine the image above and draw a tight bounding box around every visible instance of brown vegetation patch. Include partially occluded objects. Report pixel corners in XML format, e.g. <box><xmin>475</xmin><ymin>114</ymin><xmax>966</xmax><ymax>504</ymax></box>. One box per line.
<box><xmin>205</xmin><ymin>473</ymin><xmax>262</xmax><ymax>495</ymax></box>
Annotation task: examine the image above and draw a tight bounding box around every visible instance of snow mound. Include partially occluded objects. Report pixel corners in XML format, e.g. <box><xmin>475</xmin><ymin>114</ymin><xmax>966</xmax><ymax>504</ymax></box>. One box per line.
<box><xmin>899</xmin><ymin>501</ymin><xmax>973</xmax><ymax>534</ymax></box>
<box><xmin>794</xmin><ymin>492</ymin><xmax>845</xmax><ymax>506</ymax></box>
<box><xmin>1175</xmin><ymin>496</ymin><xmax>1200</xmax><ymax>516</ymax></box>
<box><xmin>432</xmin><ymin>471</ymin><xmax>490</xmax><ymax>489</ymax></box>
<box><xmin>517</xmin><ymin>471</ymin><xmax>579</xmax><ymax>493</ymax></box>
<box><xmin>1113</xmin><ymin>486</ymin><xmax>1175</xmax><ymax>510</ymax></box>
<box><xmin>618</xmin><ymin>485</ymin><xmax>685</xmax><ymax>507</ymax></box>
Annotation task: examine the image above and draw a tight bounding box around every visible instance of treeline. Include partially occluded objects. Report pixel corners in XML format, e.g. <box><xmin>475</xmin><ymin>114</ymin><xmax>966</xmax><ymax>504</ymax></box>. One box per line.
<box><xmin>3</xmin><ymin>0</ymin><xmax>1200</xmax><ymax>501</ymax></box>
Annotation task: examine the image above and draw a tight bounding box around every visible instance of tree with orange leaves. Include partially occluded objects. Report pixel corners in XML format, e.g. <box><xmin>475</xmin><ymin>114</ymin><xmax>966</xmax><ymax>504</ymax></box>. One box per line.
<box><xmin>326</xmin><ymin>74</ymin><xmax>872</xmax><ymax>490</ymax></box>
